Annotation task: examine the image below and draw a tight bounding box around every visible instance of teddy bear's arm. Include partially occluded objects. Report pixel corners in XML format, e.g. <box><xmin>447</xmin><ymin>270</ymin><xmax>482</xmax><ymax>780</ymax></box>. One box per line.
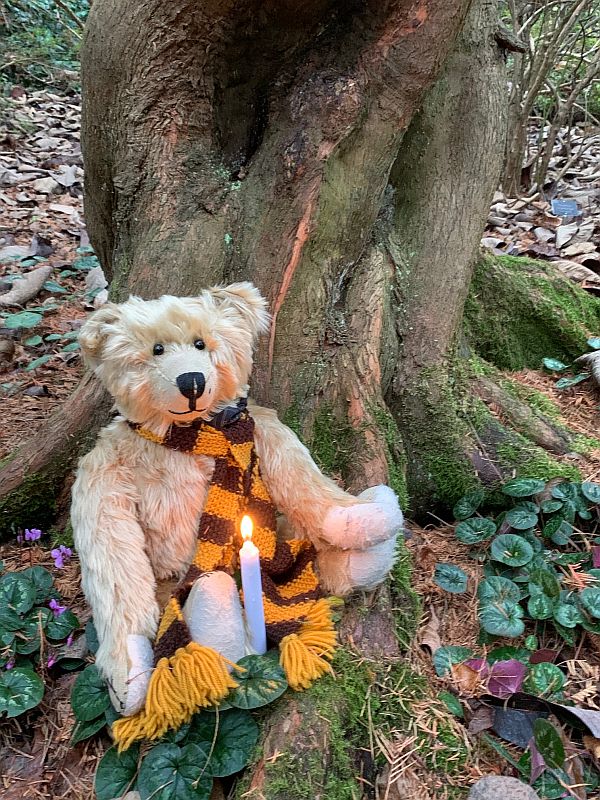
<box><xmin>250</xmin><ymin>404</ymin><xmax>403</xmax><ymax>551</ymax></box>
<box><xmin>71</xmin><ymin>444</ymin><xmax>159</xmax><ymax>710</ymax></box>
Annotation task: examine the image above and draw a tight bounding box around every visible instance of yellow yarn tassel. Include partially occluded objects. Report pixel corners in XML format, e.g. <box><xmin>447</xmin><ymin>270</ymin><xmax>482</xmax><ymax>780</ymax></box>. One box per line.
<box><xmin>112</xmin><ymin>643</ymin><xmax>241</xmax><ymax>750</ymax></box>
<box><xmin>279</xmin><ymin>598</ymin><xmax>337</xmax><ymax>690</ymax></box>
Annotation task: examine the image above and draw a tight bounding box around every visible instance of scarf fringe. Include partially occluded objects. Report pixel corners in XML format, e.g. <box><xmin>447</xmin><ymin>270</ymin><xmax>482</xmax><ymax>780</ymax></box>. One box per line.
<box><xmin>279</xmin><ymin>599</ymin><xmax>337</xmax><ymax>691</ymax></box>
<box><xmin>112</xmin><ymin>643</ymin><xmax>239</xmax><ymax>750</ymax></box>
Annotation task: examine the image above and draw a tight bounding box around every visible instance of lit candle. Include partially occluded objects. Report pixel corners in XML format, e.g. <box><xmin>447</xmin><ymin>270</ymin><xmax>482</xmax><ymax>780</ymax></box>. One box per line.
<box><xmin>239</xmin><ymin>515</ymin><xmax>267</xmax><ymax>655</ymax></box>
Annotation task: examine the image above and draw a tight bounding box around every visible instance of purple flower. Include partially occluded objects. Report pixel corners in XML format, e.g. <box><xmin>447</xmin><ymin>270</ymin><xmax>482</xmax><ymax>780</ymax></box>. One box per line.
<box><xmin>51</xmin><ymin>545</ymin><xmax>72</xmax><ymax>569</ymax></box>
<box><xmin>49</xmin><ymin>598</ymin><xmax>66</xmax><ymax>617</ymax></box>
<box><xmin>47</xmin><ymin>655</ymin><xmax>56</xmax><ymax>668</ymax></box>
<box><xmin>25</xmin><ymin>528</ymin><xmax>42</xmax><ymax>542</ymax></box>
<box><xmin>66</xmin><ymin>633</ymin><xmax>74</xmax><ymax>648</ymax></box>
<box><xmin>16</xmin><ymin>534</ymin><xmax>23</xmax><ymax>544</ymax></box>
<box><xmin>5</xmin><ymin>658</ymin><xmax>15</xmax><ymax>670</ymax></box>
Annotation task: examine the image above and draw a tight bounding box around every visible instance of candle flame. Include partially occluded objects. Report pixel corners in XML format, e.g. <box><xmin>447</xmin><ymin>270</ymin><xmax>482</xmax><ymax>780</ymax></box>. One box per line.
<box><xmin>241</xmin><ymin>515</ymin><xmax>253</xmax><ymax>541</ymax></box>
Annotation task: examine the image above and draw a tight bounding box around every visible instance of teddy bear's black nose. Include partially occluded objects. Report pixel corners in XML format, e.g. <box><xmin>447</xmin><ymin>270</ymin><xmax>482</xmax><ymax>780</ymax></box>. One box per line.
<box><xmin>176</xmin><ymin>372</ymin><xmax>206</xmax><ymax>402</ymax></box>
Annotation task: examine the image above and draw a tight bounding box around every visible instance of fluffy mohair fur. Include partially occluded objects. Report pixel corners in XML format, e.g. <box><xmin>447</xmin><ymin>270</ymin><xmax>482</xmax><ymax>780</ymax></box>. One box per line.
<box><xmin>71</xmin><ymin>283</ymin><xmax>403</xmax><ymax>713</ymax></box>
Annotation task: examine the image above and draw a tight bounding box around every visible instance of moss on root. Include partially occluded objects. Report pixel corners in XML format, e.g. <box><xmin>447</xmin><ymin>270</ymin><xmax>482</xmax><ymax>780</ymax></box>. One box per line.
<box><xmin>370</xmin><ymin>405</ymin><xmax>409</xmax><ymax>509</ymax></box>
<box><xmin>309</xmin><ymin>406</ymin><xmax>356</xmax><ymax>479</ymax></box>
<box><xmin>465</xmin><ymin>254</ymin><xmax>600</xmax><ymax>370</ymax></box>
<box><xmin>0</xmin><ymin>454</ymin><xmax>68</xmax><ymax>537</ymax></box>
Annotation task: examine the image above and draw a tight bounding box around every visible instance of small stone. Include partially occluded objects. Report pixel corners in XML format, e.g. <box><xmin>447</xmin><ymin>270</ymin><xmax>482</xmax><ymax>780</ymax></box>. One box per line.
<box><xmin>468</xmin><ymin>776</ymin><xmax>540</xmax><ymax>800</ymax></box>
<box><xmin>32</xmin><ymin>176</ymin><xmax>60</xmax><ymax>194</ymax></box>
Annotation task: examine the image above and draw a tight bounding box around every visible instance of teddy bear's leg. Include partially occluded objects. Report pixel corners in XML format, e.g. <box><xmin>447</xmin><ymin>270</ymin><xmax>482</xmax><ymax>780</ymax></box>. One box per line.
<box><xmin>183</xmin><ymin>571</ymin><xmax>247</xmax><ymax>664</ymax></box>
<box><xmin>71</xmin><ymin>451</ymin><xmax>160</xmax><ymax>715</ymax></box>
<box><xmin>252</xmin><ymin>406</ymin><xmax>403</xmax><ymax>551</ymax></box>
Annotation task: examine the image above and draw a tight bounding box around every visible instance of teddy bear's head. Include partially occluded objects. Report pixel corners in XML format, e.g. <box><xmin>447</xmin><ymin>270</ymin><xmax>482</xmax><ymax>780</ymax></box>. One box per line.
<box><xmin>79</xmin><ymin>283</ymin><xmax>270</xmax><ymax>428</ymax></box>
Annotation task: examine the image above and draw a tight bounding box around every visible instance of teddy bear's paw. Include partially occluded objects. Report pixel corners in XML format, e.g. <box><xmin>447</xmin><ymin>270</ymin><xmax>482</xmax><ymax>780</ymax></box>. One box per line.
<box><xmin>321</xmin><ymin>484</ymin><xmax>403</xmax><ymax>550</ymax></box>
<box><xmin>316</xmin><ymin>535</ymin><xmax>398</xmax><ymax>595</ymax></box>
<box><xmin>118</xmin><ymin>635</ymin><xmax>154</xmax><ymax>717</ymax></box>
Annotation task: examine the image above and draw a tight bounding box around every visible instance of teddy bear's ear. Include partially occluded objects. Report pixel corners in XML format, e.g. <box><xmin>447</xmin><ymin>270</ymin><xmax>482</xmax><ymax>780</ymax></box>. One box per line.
<box><xmin>78</xmin><ymin>302</ymin><xmax>122</xmax><ymax>369</ymax></box>
<box><xmin>210</xmin><ymin>282</ymin><xmax>271</xmax><ymax>339</ymax></box>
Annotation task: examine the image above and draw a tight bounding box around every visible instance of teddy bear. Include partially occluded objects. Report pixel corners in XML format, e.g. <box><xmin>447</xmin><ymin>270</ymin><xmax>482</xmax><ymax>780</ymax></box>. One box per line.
<box><xmin>71</xmin><ymin>283</ymin><xmax>403</xmax><ymax>728</ymax></box>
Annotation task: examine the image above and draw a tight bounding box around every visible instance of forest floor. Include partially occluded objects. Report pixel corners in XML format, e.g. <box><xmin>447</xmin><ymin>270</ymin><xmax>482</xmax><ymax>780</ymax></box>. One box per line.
<box><xmin>2</xmin><ymin>88</ymin><xmax>600</xmax><ymax>799</ymax></box>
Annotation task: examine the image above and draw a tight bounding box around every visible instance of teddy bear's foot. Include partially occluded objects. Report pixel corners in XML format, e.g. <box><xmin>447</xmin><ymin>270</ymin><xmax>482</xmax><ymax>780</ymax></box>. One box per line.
<box><xmin>316</xmin><ymin>535</ymin><xmax>398</xmax><ymax>596</ymax></box>
<box><xmin>183</xmin><ymin>571</ymin><xmax>247</xmax><ymax>664</ymax></box>
<box><xmin>119</xmin><ymin>634</ymin><xmax>154</xmax><ymax>716</ymax></box>
<box><xmin>321</xmin><ymin>485</ymin><xmax>404</xmax><ymax>550</ymax></box>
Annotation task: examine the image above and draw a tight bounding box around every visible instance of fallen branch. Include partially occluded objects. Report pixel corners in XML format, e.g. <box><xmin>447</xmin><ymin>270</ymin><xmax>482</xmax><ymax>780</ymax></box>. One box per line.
<box><xmin>0</xmin><ymin>265</ymin><xmax>52</xmax><ymax>307</ymax></box>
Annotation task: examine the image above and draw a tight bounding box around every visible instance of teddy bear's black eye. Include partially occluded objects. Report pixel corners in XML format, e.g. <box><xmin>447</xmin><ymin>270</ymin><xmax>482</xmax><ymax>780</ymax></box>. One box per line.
<box><xmin>194</xmin><ymin>339</ymin><xmax>205</xmax><ymax>351</ymax></box>
<box><xmin>153</xmin><ymin>344</ymin><xmax>165</xmax><ymax>356</ymax></box>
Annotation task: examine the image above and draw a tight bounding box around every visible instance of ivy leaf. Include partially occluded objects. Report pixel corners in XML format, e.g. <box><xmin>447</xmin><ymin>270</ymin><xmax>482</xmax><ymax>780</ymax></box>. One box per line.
<box><xmin>71</xmin><ymin>664</ymin><xmax>110</xmax><ymax>721</ymax></box>
<box><xmin>477</xmin><ymin>577</ymin><xmax>521</xmax><ymax>606</ymax></box>
<box><xmin>187</xmin><ymin>709</ymin><xmax>259</xmax><ymax>778</ymax></box>
<box><xmin>579</xmin><ymin>587</ymin><xmax>600</xmax><ymax>618</ymax></box>
<box><xmin>452</xmin><ymin>489</ymin><xmax>485</xmax><ymax>521</ymax></box>
<box><xmin>527</xmin><ymin>591</ymin><xmax>554</xmax><ymax>620</ymax></box>
<box><xmin>20</xmin><ymin>566</ymin><xmax>53</xmax><ymax>604</ymax></box>
<box><xmin>505</xmin><ymin>508</ymin><xmax>538</xmax><ymax>531</ymax></box>
<box><xmin>490</xmin><ymin>534</ymin><xmax>534</xmax><ymax>567</ymax></box>
<box><xmin>455</xmin><ymin>517</ymin><xmax>496</xmax><ymax>544</ymax></box>
<box><xmin>71</xmin><ymin>713</ymin><xmax>107</xmax><ymax>745</ymax></box>
<box><xmin>553</xmin><ymin>603</ymin><xmax>583</xmax><ymax>628</ymax></box>
<box><xmin>524</xmin><ymin>663</ymin><xmax>565</xmax><ymax>698</ymax></box>
<box><xmin>434</xmin><ymin>563</ymin><xmax>468</xmax><ymax>594</ymax></box>
<box><xmin>3</xmin><ymin>311</ymin><xmax>43</xmax><ymax>329</ymax></box>
<box><xmin>581</xmin><ymin>481</ymin><xmax>600</xmax><ymax>504</ymax></box>
<box><xmin>0</xmin><ymin>667</ymin><xmax>44</xmax><ymax>717</ymax></box>
<box><xmin>479</xmin><ymin>602</ymin><xmax>525</xmax><ymax>637</ymax></box>
<box><xmin>0</xmin><ymin>573</ymin><xmax>36</xmax><ymax>615</ymax></box>
<box><xmin>228</xmin><ymin>654</ymin><xmax>288</xmax><ymax>709</ymax></box>
<box><xmin>46</xmin><ymin>609</ymin><xmax>79</xmax><ymax>641</ymax></box>
<box><xmin>555</xmin><ymin>374</ymin><xmax>589</xmax><ymax>389</ymax></box>
<box><xmin>502</xmin><ymin>478</ymin><xmax>546</xmax><ymax>497</ymax></box>
<box><xmin>542</xmin><ymin>358</ymin><xmax>568</xmax><ymax>372</ymax></box>
<box><xmin>431</xmin><ymin>646</ymin><xmax>473</xmax><ymax>677</ymax></box>
<box><xmin>95</xmin><ymin>746</ymin><xmax>140</xmax><ymax>800</ymax></box>
<box><xmin>533</xmin><ymin>719</ymin><xmax>565</xmax><ymax>770</ymax></box>
<box><xmin>137</xmin><ymin>743</ymin><xmax>212</xmax><ymax>800</ymax></box>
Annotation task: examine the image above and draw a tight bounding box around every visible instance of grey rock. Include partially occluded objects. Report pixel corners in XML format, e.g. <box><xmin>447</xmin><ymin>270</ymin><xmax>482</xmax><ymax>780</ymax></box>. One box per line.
<box><xmin>468</xmin><ymin>776</ymin><xmax>540</xmax><ymax>800</ymax></box>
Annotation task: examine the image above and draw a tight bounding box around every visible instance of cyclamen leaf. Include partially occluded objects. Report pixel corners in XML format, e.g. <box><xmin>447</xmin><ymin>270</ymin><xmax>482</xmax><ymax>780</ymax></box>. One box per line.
<box><xmin>540</xmin><ymin>499</ymin><xmax>562</xmax><ymax>513</ymax></box>
<box><xmin>0</xmin><ymin>573</ymin><xmax>35</xmax><ymax>614</ymax></box>
<box><xmin>533</xmin><ymin>718</ymin><xmax>565</xmax><ymax>770</ymax></box>
<box><xmin>504</xmin><ymin>507</ymin><xmax>538</xmax><ymax>530</ymax></box>
<box><xmin>542</xmin><ymin>358</ymin><xmax>568</xmax><ymax>372</ymax></box>
<box><xmin>524</xmin><ymin>662</ymin><xmax>565</xmax><ymax>698</ymax></box>
<box><xmin>434</xmin><ymin>563</ymin><xmax>468</xmax><ymax>594</ymax></box>
<box><xmin>554</xmin><ymin>603</ymin><xmax>583</xmax><ymax>628</ymax></box>
<box><xmin>529</xmin><ymin>569</ymin><xmax>561</xmax><ymax>599</ymax></box>
<box><xmin>187</xmin><ymin>709</ymin><xmax>259</xmax><ymax>777</ymax></box>
<box><xmin>502</xmin><ymin>478</ymin><xmax>546</xmax><ymax>497</ymax></box>
<box><xmin>71</xmin><ymin>664</ymin><xmax>110</xmax><ymax>721</ymax></box>
<box><xmin>477</xmin><ymin>577</ymin><xmax>521</xmax><ymax>606</ymax></box>
<box><xmin>438</xmin><ymin>691</ymin><xmax>464</xmax><ymax>718</ymax></box>
<box><xmin>455</xmin><ymin>517</ymin><xmax>496</xmax><ymax>544</ymax></box>
<box><xmin>432</xmin><ymin>646</ymin><xmax>473</xmax><ymax>677</ymax></box>
<box><xmin>71</xmin><ymin>713</ymin><xmax>107</xmax><ymax>745</ymax></box>
<box><xmin>95</xmin><ymin>746</ymin><xmax>140</xmax><ymax>800</ymax></box>
<box><xmin>452</xmin><ymin>488</ymin><xmax>485</xmax><ymax>520</ymax></box>
<box><xmin>0</xmin><ymin>667</ymin><xmax>44</xmax><ymax>717</ymax></box>
<box><xmin>581</xmin><ymin>481</ymin><xmax>600</xmax><ymax>504</ymax></box>
<box><xmin>3</xmin><ymin>311</ymin><xmax>43</xmax><ymax>329</ymax></box>
<box><xmin>579</xmin><ymin>587</ymin><xmax>600</xmax><ymax>618</ymax></box>
<box><xmin>479</xmin><ymin>602</ymin><xmax>525</xmax><ymax>637</ymax></box>
<box><xmin>527</xmin><ymin>592</ymin><xmax>554</xmax><ymax>620</ymax></box>
<box><xmin>228</xmin><ymin>654</ymin><xmax>288</xmax><ymax>709</ymax></box>
<box><xmin>137</xmin><ymin>743</ymin><xmax>212</xmax><ymax>800</ymax></box>
<box><xmin>555</xmin><ymin>374</ymin><xmax>589</xmax><ymax>389</ymax></box>
<box><xmin>20</xmin><ymin>566</ymin><xmax>53</xmax><ymax>603</ymax></box>
<box><xmin>490</xmin><ymin>534</ymin><xmax>534</xmax><ymax>567</ymax></box>
<box><xmin>487</xmin><ymin>659</ymin><xmax>527</xmax><ymax>698</ymax></box>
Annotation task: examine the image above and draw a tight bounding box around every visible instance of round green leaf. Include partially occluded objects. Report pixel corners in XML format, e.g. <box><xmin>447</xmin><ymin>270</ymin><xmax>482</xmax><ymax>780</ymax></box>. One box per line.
<box><xmin>95</xmin><ymin>745</ymin><xmax>140</xmax><ymax>800</ymax></box>
<box><xmin>187</xmin><ymin>709</ymin><xmax>259</xmax><ymax>778</ymax></box>
<box><xmin>431</xmin><ymin>645</ymin><xmax>472</xmax><ymax>677</ymax></box>
<box><xmin>581</xmin><ymin>481</ymin><xmax>600</xmax><ymax>504</ymax></box>
<box><xmin>0</xmin><ymin>573</ymin><xmax>36</xmax><ymax>615</ymax></box>
<box><xmin>579</xmin><ymin>587</ymin><xmax>600</xmax><ymax>618</ymax></box>
<box><xmin>554</xmin><ymin>603</ymin><xmax>583</xmax><ymax>628</ymax></box>
<box><xmin>228</xmin><ymin>654</ymin><xmax>288</xmax><ymax>709</ymax></box>
<box><xmin>540</xmin><ymin>499</ymin><xmax>563</xmax><ymax>514</ymax></box>
<box><xmin>24</xmin><ymin>335</ymin><xmax>43</xmax><ymax>346</ymax></box>
<box><xmin>527</xmin><ymin>591</ymin><xmax>554</xmax><ymax>620</ymax></box>
<box><xmin>71</xmin><ymin>664</ymin><xmax>110</xmax><ymax>721</ymax></box>
<box><xmin>542</xmin><ymin>358</ymin><xmax>568</xmax><ymax>372</ymax></box>
<box><xmin>477</xmin><ymin>577</ymin><xmax>521</xmax><ymax>606</ymax></box>
<box><xmin>71</xmin><ymin>713</ymin><xmax>107</xmax><ymax>745</ymax></box>
<box><xmin>479</xmin><ymin>602</ymin><xmax>525</xmax><ymax>637</ymax></box>
<box><xmin>434</xmin><ymin>563</ymin><xmax>468</xmax><ymax>594</ymax></box>
<box><xmin>452</xmin><ymin>489</ymin><xmax>485</xmax><ymax>521</ymax></box>
<box><xmin>518</xmin><ymin>529</ymin><xmax>543</xmax><ymax>554</ymax></box>
<box><xmin>543</xmin><ymin>517</ymin><xmax>573</xmax><ymax>545</ymax></box>
<box><xmin>3</xmin><ymin>311</ymin><xmax>43</xmax><ymax>329</ymax></box>
<box><xmin>524</xmin><ymin>662</ymin><xmax>565</xmax><ymax>698</ymax></box>
<box><xmin>504</xmin><ymin>507</ymin><xmax>538</xmax><ymax>530</ymax></box>
<box><xmin>0</xmin><ymin>667</ymin><xmax>44</xmax><ymax>717</ymax></box>
<box><xmin>533</xmin><ymin>769</ymin><xmax>572</xmax><ymax>800</ymax></box>
<box><xmin>533</xmin><ymin>718</ymin><xmax>565</xmax><ymax>770</ymax></box>
<box><xmin>46</xmin><ymin>609</ymin><xmax>79</xmax><ymax>641</ymax></box>
<box><xmin>502</xmin><ymin>478</ymin><xmax>546</xmax><ymax>498</ymax></box>
<box><xmin>554</xmin><ymin>621</ymin><xmax>577</xmax><ymax>645</ymax></box>
<box><xmin>491</xmin><ymin>534</ymin><xmax>534</xmax><ymax>567</ymax></box>
<box><xmin>529</xmin><ymin>568</ymin><xmax>561</xmax><ymax>599</ymax></box>
<box><xmin>20</xmin><ymin>566</ymin><xmax>54</xmax><ymax>604</ymax></box>
<box><xmin>455</xmin><ymin>517</ymin><xmax>496</xmax><ymax>544</ymax></box>
<box><xmin>137</xmin><ymin>743</ymin><xmax>212</xmax><ymax>800</ymax></box>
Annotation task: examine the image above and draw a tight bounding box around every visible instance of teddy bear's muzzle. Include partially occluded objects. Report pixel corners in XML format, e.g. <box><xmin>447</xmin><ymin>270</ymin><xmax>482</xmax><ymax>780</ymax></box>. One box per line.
<box><xmin>176</xmin><ymin>371</ymin><xmax>206</xmax><ymax>407</ymax></box>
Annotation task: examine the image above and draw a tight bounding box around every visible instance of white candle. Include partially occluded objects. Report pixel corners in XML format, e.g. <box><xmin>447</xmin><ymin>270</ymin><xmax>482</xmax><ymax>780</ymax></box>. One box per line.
<box><xmin>239</xmin><ymin>515</ymin><xmax>267</xmax><ymax>655</ymax></box>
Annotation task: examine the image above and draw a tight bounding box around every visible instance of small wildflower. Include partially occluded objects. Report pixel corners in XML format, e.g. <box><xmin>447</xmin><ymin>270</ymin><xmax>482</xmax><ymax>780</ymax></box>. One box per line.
<box><xmin>66</xmin><ymin>633</ymin><xmax>74</xmax><ymax>648</ymax></box>
<box><xmin>5</xmin><ymin>658</ymin><xmax>15</xmax><ymax>670</ymax></box>
<box><xmin>24</xmin><ymin>528</ymin><xmax>42</xmax><ymax>542</ymax></box>
<box><xmin>47</xmin><ymin>654</ymin><xmax>56</xmax><ymax>668</ymax></box>
<box><xmin>51</xmin><ymin>545</ymin><xmax>72</xmax><ymax>569</ymax></box>
<box><xmin>16</xmin><ymin>534</ymin><xmax>23</xmax><ymax>544</ymax></box>
<box><xmin>49</xmin><ymin>598</ymin><xmax>66</xmax><ymax>617</ymax></box>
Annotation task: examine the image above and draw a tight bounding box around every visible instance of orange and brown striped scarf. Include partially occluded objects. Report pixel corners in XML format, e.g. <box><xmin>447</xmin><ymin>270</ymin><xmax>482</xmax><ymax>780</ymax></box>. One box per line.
<box><xmin>112</xmin><ymin>401</ymin><xmax>336</xmax><ymax>750</ymax></box>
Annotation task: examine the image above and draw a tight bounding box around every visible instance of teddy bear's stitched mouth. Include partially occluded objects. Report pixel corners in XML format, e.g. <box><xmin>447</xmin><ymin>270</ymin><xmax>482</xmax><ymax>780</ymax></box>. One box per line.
<box><xmin>169</xmin><ymin>407</ymin><xmax>208</xmax><ymax>416</ymax></box>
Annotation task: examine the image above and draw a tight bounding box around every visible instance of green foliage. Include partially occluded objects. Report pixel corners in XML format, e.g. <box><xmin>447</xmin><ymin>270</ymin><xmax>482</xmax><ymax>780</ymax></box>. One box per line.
<box><xmin>434</xmin><ymin>563</ymin><xmax>467</xmax><ymax>594</ymax></box>
<box><xmin>0</xmin><ymin>565</ymin><xmax>80</xmax><ymax>718</ymax></box>
<box><xmin>0</xmin><ymin>0</ymin><xmax>89</xmax><ymax>87</ymax></box>
<box><xmin>227</xmin><ymin>654</ymin><xmax>287</xmax><ymax>709</ymax></box>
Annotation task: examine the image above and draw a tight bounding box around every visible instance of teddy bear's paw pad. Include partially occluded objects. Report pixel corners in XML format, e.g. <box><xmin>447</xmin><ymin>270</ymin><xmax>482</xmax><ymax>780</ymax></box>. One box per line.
<box><xmin>322</xmin><ymin>487</ymin><xmax>404</xmax><ymax>549</ymax></box>
<box><xmin>347</xmin><ymin>536</ymin><xmax>398</xmax><ymax>591</ymax></box>
<box><xmin>122</xmin><ymin>634</ymin><xmax>154</xmax><ymax>717</ymax></box>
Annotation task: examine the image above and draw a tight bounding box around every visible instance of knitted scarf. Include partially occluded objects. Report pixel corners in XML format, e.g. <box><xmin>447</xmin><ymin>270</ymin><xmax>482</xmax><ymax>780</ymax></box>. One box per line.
<box><xmin>112</xmin><ymin>400</ymin><xmax>337</xmax><ymax>750</ymax></box>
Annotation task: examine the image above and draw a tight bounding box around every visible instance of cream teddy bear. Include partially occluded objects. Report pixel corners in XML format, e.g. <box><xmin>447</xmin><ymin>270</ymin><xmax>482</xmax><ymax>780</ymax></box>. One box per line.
<box><xmin>71</xmin><ymin>283</ymin><xmax>403</xmax><ymax>716</ymax></box>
